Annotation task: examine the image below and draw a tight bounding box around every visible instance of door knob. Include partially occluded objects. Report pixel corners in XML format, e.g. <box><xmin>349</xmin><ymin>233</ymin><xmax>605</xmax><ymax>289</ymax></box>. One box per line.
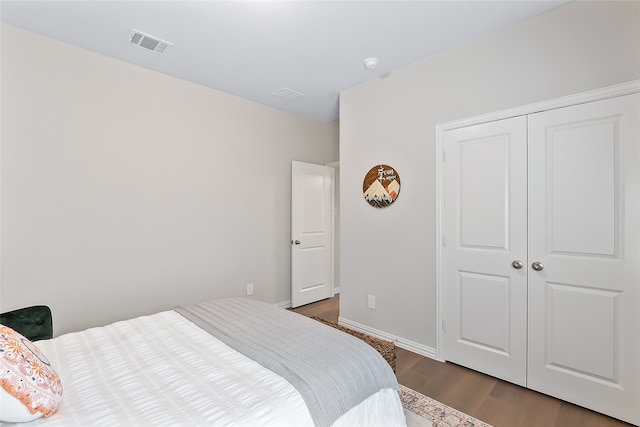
<box><xmin>293</xmin><ymin>240</ymin><xmax>301</xmax><ymax>245</ymax></box>
<box><xmin>512</xmin><ymin>260</ymin><xmax>524</xmax><ymax>269</ymax></box>
<box><xmin>532</xmin><ymin>261</ymin><xmax>544</xmax><ymax>271</ymax></box>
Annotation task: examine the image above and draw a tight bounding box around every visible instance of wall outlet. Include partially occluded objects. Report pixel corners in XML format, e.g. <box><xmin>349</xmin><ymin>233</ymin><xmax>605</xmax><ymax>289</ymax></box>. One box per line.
<box><xmin>367</xmin><ymin>294</ymin><xmax>376</xmax><ymax>309</ymax></box>
<box><xmin>246</xmin><ymin>283</ymin><xmax>254</xmax><ymax>296</ymax></box>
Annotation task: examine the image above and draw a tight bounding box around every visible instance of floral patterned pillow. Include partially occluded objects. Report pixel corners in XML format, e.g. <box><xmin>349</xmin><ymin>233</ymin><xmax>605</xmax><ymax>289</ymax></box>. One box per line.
<box><xmin>0</xmin><ymin>324</ymin><xmax>63</xmax><ymax>422</ymax></box>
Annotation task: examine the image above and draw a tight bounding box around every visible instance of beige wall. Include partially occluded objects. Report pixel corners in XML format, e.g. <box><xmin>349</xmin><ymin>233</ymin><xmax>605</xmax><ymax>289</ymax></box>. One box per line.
<box><xmin>1</xmin><ymin>24</ymin><xmax>338</xmax><ymax>335</ymax></box>
<box><xmin>339</xmin><ymin>1</ymin><xmax>640</xmax><ymax>355</ymax></box>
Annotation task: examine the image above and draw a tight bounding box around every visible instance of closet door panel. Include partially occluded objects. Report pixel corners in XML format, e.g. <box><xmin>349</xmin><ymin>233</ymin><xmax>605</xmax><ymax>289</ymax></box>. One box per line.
<box><xmin>548</xmin><ymin>122</ymin><xmax>616</xmax><ymax>255</ymax></box>
<box><xmin>442</xmin><ymin>116</ymin><xmax>528</xmax><ymax>386</ymax></box>
<box><xmin>527</xmin><ymin>93</ymin><xmax>639</xmax><ymax>425</ymax></box>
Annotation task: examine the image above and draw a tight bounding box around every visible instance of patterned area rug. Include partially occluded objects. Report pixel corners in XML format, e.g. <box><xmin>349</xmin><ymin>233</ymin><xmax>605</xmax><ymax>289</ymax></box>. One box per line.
<box><xmin>308</xmin><ymin>317</ymin><xmax>492</xmax><ymax>426</ymax></box>
<box><xmin>400</xmin><ymin>385</ymin><xmax>493</xmax><ymax>427</ymax></box>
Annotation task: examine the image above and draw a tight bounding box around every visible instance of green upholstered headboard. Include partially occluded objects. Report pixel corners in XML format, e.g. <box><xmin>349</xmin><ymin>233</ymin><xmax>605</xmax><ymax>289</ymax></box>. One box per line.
<box><xmin>0</xmin><ymin>305</ymin><xmax>53</xmax><ymax>341</ymax></box>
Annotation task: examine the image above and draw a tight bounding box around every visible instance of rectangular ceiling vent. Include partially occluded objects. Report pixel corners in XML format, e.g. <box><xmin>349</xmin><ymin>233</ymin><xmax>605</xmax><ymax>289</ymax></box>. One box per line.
<box><xmin>272</xmin><ymin>87</ymin><xmax>304</xmax><ymax>101</ymax></box>
<box><xmin>129</xmin><ymin>29</ymin><xmax>172</xmax><ymax>54</ymax></box>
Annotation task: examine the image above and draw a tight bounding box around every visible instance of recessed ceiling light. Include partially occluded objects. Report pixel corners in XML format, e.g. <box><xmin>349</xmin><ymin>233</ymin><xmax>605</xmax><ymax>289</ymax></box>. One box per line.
<box><xmin>363</xmin><ymin>57</ymin><xmax>379</xmax><ymax>70</ymax></box>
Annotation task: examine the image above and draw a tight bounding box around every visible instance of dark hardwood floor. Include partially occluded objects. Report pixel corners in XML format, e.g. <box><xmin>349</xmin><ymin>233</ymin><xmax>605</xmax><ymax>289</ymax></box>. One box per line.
<box><xmin>291</xmin><ymin>295</ymin><xmax>635</xmax><ymax>427</ymax></box>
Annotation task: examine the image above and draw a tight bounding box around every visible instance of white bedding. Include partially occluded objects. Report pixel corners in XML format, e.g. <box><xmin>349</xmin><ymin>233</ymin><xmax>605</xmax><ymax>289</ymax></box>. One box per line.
<box><xmin>9</xmin><ymin>310</ymin><xmax>405</xmax><ymax>426</ymax></box>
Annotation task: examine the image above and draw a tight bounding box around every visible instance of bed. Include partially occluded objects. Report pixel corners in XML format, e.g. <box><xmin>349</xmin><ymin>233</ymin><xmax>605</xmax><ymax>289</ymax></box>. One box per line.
<box><xmin>0</xmin><ymin>298</ymin><xmax>405</xmax><ymax>426</ymax></box>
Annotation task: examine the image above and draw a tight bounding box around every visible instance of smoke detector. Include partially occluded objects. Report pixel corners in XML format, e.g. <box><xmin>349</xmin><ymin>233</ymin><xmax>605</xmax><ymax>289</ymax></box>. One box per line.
<box><xmin>129</xmin><ymin>29</ymin><xmax>172</xmax><ymax>54</ymax></box>
<box><xmin>363</xmin><ymin>57</ymin><xmax>379</xmax><ymax>70</ymax></box>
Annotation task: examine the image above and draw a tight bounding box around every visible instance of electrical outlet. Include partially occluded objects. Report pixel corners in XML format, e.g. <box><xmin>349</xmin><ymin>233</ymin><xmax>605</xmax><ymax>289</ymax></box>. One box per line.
<box><xmin>246</xmin><ymin>283</ymin><xmax>254</xmax><ymax>296</ymax></box>
<box><xmin>367</xmin><ymin>294</ymin><xmax>376</xmax><ymax>309</ymax></box>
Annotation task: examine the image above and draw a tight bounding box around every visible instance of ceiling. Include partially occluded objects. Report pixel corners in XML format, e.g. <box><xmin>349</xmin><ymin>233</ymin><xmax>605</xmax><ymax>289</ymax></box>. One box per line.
<box><xmin>0</xmin><ymin>1</ymin><xmax>569</xmax><ymax>122</ymax></box>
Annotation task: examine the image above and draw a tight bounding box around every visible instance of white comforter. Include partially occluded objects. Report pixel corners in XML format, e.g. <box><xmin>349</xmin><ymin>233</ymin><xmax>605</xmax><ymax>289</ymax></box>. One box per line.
<box><xmin>13</xmin><ymin>310</ymin><xmax>405</xmax><ymax>426</ymax></box>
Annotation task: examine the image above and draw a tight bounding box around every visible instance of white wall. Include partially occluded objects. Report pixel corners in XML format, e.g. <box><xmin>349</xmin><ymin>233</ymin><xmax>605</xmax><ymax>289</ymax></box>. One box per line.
<box><xmin>0</xmin><ymin>24</ymin><xmax>338</xmax><ymax>335</ymax></box>
<box><xmin>339</xmin><ymin>1</ymin><xmax>640</xmax><ymax>355</ymax></box>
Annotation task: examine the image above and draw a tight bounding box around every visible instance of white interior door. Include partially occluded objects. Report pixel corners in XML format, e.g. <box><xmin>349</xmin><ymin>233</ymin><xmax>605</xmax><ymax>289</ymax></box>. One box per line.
<box><xmin>527</xmin><ymin>94</ymin><xmax>639</xmax><ymax>425</ymax></box>
<box><xmin>442</xmin><ymin>116</ymin><xmax>529</xmax><ymax>386</ymax></box>
<box><xmin>291</xmin><ymin>161</ymin><xmax>333</xmax><ymax>308</ymax></box>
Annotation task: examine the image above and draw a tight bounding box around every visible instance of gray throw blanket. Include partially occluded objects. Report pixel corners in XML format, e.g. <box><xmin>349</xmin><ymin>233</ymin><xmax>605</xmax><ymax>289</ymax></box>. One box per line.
<box><xmin>174</xmin><ymin>298</ymin><xmax>399</xmax><ymax>427</ymax></box>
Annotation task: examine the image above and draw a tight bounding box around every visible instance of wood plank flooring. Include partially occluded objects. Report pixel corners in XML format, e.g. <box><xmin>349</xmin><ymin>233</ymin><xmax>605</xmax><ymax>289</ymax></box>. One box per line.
<box><xmin>290</xmin><ymin>295</ymin><xmax>635</xmax><ymax>427</ymax></box>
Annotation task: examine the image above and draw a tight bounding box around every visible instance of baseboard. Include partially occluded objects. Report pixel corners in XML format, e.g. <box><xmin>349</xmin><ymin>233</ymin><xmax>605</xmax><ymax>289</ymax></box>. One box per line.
<box><xmin>278</xmin><ymin>303</ymin><xmax>439</xmax><ymax>360</ymax></box>
<box><xmin>277</xmin><ymin>291</ymin><xmax>340</xmax><ymax>309</ymax></box>
<box><xmin>275</xmin><ymin>300</ymin><xmax>291</xmax><ymax>309</ymax></box>
<box><xmin>339</xmin><ymin>317</ymin><xmax>439</xmax><ymax>361</ymax></box>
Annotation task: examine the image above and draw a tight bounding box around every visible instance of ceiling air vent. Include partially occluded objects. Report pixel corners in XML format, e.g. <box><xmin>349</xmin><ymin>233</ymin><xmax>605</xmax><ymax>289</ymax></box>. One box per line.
<box><xmin>129</xmin><ymin>30</ymin><xmax>172</xmax><ymax>54</ymax></box>
<box><xmin>272</xmin><ymin>87</ymin><xmax>304</xmax><ymax>101</ymax></box>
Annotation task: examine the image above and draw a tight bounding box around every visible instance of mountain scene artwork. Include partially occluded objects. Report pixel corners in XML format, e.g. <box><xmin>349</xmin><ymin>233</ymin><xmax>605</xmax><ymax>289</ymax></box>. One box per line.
<box><xmin>363</xmin><ymin>164</ymin><xmax>401</xmax><ymax>208</ymax></box>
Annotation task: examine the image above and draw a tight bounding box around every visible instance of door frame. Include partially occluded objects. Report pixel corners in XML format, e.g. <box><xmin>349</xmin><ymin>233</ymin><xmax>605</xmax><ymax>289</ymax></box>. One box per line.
<box><xmin>325</xmin><ymin>161</ymin><xmax>340</xmax><ymax>295</ymax></box>
<box><xmin>434</xmin><ymin>79</ymin><xmax>640</xmax><ymax>361</ymax></box>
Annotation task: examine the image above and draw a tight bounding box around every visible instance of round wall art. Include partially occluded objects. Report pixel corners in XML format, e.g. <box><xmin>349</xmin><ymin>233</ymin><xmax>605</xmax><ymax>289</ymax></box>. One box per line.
<box><xmin>363</xmin><ymin>164</ymin><xmax>401</xmax><ymax>208</ymax></box>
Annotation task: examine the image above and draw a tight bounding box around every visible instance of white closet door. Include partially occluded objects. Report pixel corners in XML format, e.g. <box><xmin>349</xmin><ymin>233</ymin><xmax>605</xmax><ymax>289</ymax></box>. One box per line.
<box><xmin>442</xmin><ymin>116</ymin><xmax>528</xmax><ymax>386</ymax></box>
<box><xmin>527</xmin><ymin>93</ymin><xmax>639</xmax><ymax>425</ymax></box>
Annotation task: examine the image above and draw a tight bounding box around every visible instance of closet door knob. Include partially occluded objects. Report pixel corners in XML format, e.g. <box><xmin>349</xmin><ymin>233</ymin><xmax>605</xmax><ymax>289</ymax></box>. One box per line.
<box><xmin>512</xmin><ymin>260</ymin><xmax>524</xmax><ymax>269</ymax></box>
<box><xmin>532</xmin><ymin>261</ymin><xmax>544</xmax><ymax>271</ymax></box>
